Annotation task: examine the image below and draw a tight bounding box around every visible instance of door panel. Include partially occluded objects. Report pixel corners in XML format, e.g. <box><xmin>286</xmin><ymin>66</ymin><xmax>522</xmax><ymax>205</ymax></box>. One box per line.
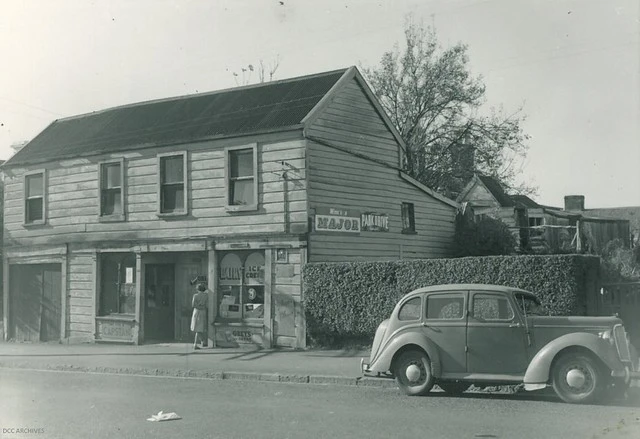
<box><xmin>467</xmin><ymin>292</ymin><xmax>529</xmax><ymax>374</ymax></box>
<box><xmin>9</xmin><ymin>264</ymin><xmax>62</xmax><ymax>342</ymax></box>
<box><xmin>421</xmin><ymin>292</ymin><xmax>468</xmax><ymax>374</ymax></box>
<box><xmin>175</xmin><ymin>264</ymin><xmax>202</xmax><ymax>341</ymax></box>
<box><xmin>144</xmin><ymin>264</ymin><xmax>175</xmax><ymax>341</ymax></box>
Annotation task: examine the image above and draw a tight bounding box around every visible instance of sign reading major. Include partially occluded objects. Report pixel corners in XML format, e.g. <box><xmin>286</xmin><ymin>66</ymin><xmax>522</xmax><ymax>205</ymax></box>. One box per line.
<box><xmin>315</xmin><ymin>207</ymin><xmax>361</xmax><ymax>233</ymax></box>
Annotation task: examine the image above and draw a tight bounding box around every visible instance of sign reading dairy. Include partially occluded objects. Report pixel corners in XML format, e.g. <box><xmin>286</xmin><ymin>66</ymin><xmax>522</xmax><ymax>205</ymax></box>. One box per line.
<box><xmin>314</xmin><ymin>207</ymin><xmax>361</xmax><ymax>234</ymax></box>
<box><xmin>361</xmin><ymin>212</ymin><xmax>389</xmax><ymax>232</ymax></box>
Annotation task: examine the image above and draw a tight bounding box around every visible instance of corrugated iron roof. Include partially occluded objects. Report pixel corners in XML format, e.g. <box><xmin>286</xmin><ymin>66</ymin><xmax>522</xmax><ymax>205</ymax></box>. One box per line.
<box><xmin>510</xmin><ymin>194</ymin><xmax>540</xmax><ymax>208</ymax></box>
<box><xmin>5</xmin><ymin>68</ymin><xmax>348</xmax><ymax>167</ymax></box>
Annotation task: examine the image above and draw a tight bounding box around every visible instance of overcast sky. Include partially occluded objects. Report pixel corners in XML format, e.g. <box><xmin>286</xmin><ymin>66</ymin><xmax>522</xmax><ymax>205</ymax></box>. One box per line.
<box><xmin>1</xmin><ymin>0</ymin><xmax>638</xmax><ymax>208</ymax></box>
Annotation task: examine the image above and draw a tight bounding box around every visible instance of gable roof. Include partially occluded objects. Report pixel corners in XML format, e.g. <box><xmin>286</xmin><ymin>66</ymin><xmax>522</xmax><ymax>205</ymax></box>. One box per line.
<box><xmin>5</xmin><ymin>68</ymin><xmax>361</xmax><ymax>167</ymax></box>
<box><xmin>457</xmin><ymin>174</ymin><xmax>515</xmax><ymax>207</ymax></box>
<box><xmin>510</xmin><ymin>194</ymin><xmax>540</xmax><ymax>209</ymax></box>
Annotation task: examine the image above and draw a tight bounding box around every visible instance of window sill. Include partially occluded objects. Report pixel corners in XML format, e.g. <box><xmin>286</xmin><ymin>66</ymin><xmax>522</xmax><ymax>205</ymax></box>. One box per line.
<box><xmin>225</xmin><ymin>204</ymin><xmax>258</xmax><ymax>213</ymax></box>
<box><xmin>213</xmin><ymin>319</ymin><xmax>263</xmax><ymax>327</ymax></box>
<box><xmin>99</xmin><ymin>214</ymin><xmax>125</xmax><ymax>223</ymax></box>
<box><xmin>401</xmin><ymin>230</ymin><xmax>417</xmax><ymax>235</ymax></box>
<box><xmin>96</xmin><ymin>314</ymin><xmax>136</xmax><ymax>322</ymax></box>
<box><xmin>23</xmin><ymin>220</ymin><xmax>46</xmax><ymax>228</ymax></box>
<box><xmin>157</xmin><ymin>211</ymin><xmax>188</xmax><ymax>219</ymax></box>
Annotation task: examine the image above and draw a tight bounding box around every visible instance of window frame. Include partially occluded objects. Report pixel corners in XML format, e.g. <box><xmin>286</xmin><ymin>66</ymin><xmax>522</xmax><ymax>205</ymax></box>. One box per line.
<box><xmin>157</xmin><ymin>151</ymin><xmax>188</xmax><ymax>217</ymax></box>
<box><xmin>224</xmin><ymin>143</ymin><xmax>258</xmax><ymax>212</ymax></box>
<box><xmin>23</xmin><ymin>169</ymin><xmax>47</xmax><ymax>226</ymax></box>
<box><xmin>98</xmin><ymin>158</ymin><xmax>126</xmax><ymax>222</ymax></box>
<box><xmin>471</xmin><ymin>292</ymin><xmax>516</xmax><ymax>322</ymax></box>
<box><xmin>401</xmin><ymin>202</ymin><xmax>416</xmax><ymax>234</ymax></box>
<box><xmin>425</xmin><ymin>292</ymin><xmax>466</xmax><ymax>321</ymax></box>
<box><xmin>397</xmin><ymin>296</ymin><xmax>422</xmax><ymax>321</ymax></box>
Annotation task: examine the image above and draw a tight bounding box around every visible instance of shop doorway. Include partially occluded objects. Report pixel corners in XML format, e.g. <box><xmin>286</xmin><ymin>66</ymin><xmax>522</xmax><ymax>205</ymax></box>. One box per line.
<box><xmin>144</xmin><ymin>264</ymin><xmax>175</xmax><ymax>341</ymax></box>
<box><xmin>9</xmin><ymin>264</ymin><xmax>62</xmax><ymax>342</ymax></box>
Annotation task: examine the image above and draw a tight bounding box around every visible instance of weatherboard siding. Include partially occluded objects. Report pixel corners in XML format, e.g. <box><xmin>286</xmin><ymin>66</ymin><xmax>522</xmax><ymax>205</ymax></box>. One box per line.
<box><xmin>306</xmin><ymin>78</ymin><xmax>400</xmax><ymax>167</ymax></box>
<box><xmin>306</xmin><ymin>139</ymin><xmax>456</xmax><ymax>262</ymax></box>
<box><xmin>2</xmin><ymin>133</ymin><xmax>308</xmax><ymax>248</ymax></box>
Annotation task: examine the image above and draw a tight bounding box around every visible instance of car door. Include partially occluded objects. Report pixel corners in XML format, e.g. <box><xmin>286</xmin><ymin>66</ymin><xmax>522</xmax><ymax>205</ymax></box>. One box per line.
<box><xmin>466</xmin><ymin>291</ymin><xmax>529</xmax><ymax>375</ymax></box>
<box><xmin>421</xmin><ymin>291</ymin><xmax>468</xmax><ymax>374</ymax></box>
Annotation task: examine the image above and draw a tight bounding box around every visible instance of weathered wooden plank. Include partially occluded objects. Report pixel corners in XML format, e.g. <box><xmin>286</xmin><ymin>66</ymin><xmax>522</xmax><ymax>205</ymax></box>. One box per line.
<box><xmin>69</xmin><ymin>314</ymin><xmax>94</xmax><ymax>324</ymax></box>
<box><xmin>48</xmin><ymin>180</ymin><xmax>98</xmax><ymax>194</ymax></box>
<box><xmin>69</xmin><ymin>272</ymin><xmax>93</xmax><ymax>282</ymax></box>
<box><xmin>70</xmin><ymin>305</ymin><xmax>93</xmax><ymax>315</ymax></box>
<box><xmin>48</xmin><ymin>170</ymin><xmax>96</xmax><ymax>186</ymax></box>
<box><xmin>69</xmin><ymin>322</ymin><xmax>93</xmax><ymax>332</ymax></box>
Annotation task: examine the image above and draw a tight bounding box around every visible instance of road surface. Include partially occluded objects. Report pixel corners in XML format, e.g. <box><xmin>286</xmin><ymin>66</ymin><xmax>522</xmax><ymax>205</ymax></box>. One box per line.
<box><xmin>0</xmin><ymin>369</ymin><xmax>638</xmax><ymax>439</ymax></box>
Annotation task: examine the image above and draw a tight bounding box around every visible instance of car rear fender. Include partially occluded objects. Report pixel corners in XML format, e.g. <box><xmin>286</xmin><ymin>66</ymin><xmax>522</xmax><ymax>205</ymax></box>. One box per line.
<box><xmin>369</xmin><ymin>331</ymin><xmax>442</xmax><ymax>377</ymax></box>
<box><xmin>524</xmin><ymin>332</ymin><xmax>624</xmax><ymax>384</ymax></box>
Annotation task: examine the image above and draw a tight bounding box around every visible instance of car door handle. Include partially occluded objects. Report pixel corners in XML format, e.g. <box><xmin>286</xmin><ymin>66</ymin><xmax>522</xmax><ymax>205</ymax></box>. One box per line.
<box><xmin>509</xmin><ymin>323</ymin><xmax>522</xmax><ymax>328</ymax></box>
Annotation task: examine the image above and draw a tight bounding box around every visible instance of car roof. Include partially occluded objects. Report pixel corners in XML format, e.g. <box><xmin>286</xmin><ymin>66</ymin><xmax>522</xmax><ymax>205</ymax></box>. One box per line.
<box><xmin>403</xmin><ymin>284</ymin><xmax>532</xmax><ymax>299</ymax></box>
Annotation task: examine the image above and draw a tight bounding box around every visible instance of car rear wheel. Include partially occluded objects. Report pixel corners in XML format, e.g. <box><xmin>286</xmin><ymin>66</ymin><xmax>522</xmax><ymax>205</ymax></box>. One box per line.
<box><xmin>438</xmin><ymin>382</ymin><xmax>470</xmax><ymax>395</ymax></box>
<box><xmin>552</xmin><ymin>353</ymin><xmax>605</xmax><ymax>404</ymax></box>
<box><xmin>394</xmin><ymin>350</ymin><xmax>434</xmax><ymax>396</ymax></box>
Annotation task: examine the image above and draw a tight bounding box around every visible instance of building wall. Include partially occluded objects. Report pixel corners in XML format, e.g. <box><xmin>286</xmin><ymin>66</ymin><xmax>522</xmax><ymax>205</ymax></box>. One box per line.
<box><xmin>305</xmin><ymin>79</ymin><xmax>458</xmax><ymax>261</ymax></box>
<box><xmin>2</xmin><ymin>131</ymin><xmax>308</xmax><ymax>248</ymax></box>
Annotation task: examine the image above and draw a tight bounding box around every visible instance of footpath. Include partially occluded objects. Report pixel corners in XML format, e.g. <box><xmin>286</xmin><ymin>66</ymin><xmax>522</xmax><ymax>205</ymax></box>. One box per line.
<box><xmin>0</xmin><ymin>342</ymin><xmax>397</xmax><ymax>388</ymax></box>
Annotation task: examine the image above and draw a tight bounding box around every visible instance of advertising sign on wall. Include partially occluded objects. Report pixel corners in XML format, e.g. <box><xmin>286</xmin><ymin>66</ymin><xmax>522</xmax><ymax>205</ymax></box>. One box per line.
<box><xmin>314</xmin><ymin>207</ymin><xmax>361</xmax><ymax>234</ymax></box>
<box><xmin>361</xmin><ymin>212</ymin><xmax>389</xmax><ymax>232</ymax></box>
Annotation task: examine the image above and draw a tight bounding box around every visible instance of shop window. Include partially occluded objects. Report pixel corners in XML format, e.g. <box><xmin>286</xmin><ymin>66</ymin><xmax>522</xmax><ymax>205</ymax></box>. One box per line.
<box><xmin>100</xmin><ymin>160</ymin><xmax>125</xmax><ymax>220</ymax></box>
<box><xmin>24</xmin><ymin>171</ymin><xmax>46</xmax><ymax>225</ymax></box>
<box><xmin>401</xmin><ymin>202</ymin><xmax>415</xmax><ymax>233</ymax></box>
<box><xmin>99</xmin><ymin>253</ymin><xmax>136</xmax><ymax>316</ymax></box>
<box><xmin>158</xmin><ymin>152</ymin><xmax>187</xmax><ymax>215</ymax></box>
<box><xmin>225</xmin><ymin>144</ymin><xmax>257</xmax><ymax>211</ymax></box>
<box><xmin>218</xmin><ymin>251</ymin><xmax>265</xmax><ymax>320</ymax></box>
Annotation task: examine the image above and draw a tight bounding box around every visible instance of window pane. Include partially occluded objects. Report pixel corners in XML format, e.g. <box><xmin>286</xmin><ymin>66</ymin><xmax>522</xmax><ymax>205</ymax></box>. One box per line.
<box><xmin>26</xmin><ymin>198</ymin><xmax>43</xmax><ymax>222</ymax></box>
<box><xmin>102</xmin><ymin>163</ymin><xmax>121</xmax><ymax>188</ymax></box>
<box><xmin>402</xmin><ymin>203</ymin><xmax>414</xmax><ymax>231</ymax></box>
<box><xmin>230</xmin><ymin>179</ymin><xmax>254</xmax><ymax>205</ymax></box>
<box><xmin>161</xmin><ymin>156</ymin><xmax>184</xmax><ymax>184</ymax></box>
<box><xmin>101</xmin><ymin>190</ymin><xmax>121</xmax><ymax>215</ymax></box>
<box><xmin>230</xmin><ymin>150</ymin><xmax>253</xmax><ymax>178</ymax></box>
<box><xmin>398</xmin><ymin>297</ymin><xmax>421</xmax><ymax>321</ymax></box>
<box><xmin>161</xmin><ymin>184</ymin><xmax>184</xmax><ymax>212</ymax></box>
<box><xmin>426</xmin><ymin>295</ymin><xmax>464</xmax><ymax>320</ymax></box>
<box><xmin>218</xmin><ymin>285</ymin><xmax>241</xmax><ymax>319</ymax></box>
<box><xmin>243</xmin><ymin>286</ymin><xmax>264</xmax><ymax>319</ymax></box>
<box><xmin>473</xmin><ymin>295</ymin><xmax>514</xmax><ymax>321</ymax></box>
<box><xmin>26</xmin><ymin>174</ymin><xmax>43</xmax><ymax>197</ymax></box>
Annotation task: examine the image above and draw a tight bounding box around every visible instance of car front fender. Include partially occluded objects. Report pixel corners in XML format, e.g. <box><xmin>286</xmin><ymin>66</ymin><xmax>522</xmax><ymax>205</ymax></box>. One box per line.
<box><xmin>524</xmin><ymin>332</ymin><xmax>624</xmax><ymax>385</ymax></box>
<box><xmin>369</xmin><ymin>329</ymin><xmax>442</xmax><ymax>377</ymax></box>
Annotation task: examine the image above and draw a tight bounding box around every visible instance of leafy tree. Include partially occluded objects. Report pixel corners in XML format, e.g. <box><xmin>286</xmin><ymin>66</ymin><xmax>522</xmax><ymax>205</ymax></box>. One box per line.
<box><xmin>363</xmin><ymin>21</ymin><xmax>531</xmax><ymax>199</ymax></box>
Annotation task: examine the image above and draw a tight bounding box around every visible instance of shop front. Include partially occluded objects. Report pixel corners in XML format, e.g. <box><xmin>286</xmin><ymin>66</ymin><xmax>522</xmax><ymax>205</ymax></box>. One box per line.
<box><xmin>214</xmin><ymin>250</ymin><xmax>267</xmax><ymax>346</ymax></box>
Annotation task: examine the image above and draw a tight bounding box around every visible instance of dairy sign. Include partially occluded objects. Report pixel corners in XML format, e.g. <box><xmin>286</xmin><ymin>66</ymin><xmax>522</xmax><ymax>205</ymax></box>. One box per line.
<box><xmin>315</xmin><ymin>207</ymin><xmax>361</xmax><ymax>234</ymax></box>
<box><xmin>361</xmin><ymin>212</ymin><xmax>389</xmax><ymax>232</ymax></box>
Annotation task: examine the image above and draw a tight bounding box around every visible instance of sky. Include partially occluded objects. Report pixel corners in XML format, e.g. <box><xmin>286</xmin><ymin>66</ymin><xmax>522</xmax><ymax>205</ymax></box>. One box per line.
<box><xmin>1</xmin><ymin>0</ymin><xmax>638</xmax><ymax>208</ymax></box>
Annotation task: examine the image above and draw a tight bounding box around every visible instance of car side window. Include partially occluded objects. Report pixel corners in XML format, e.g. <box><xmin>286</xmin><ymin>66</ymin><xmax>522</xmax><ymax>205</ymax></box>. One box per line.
<box><xmin>426</xmin><ymin>294</ymin><xmax>465</xmax><ymax>320</ymax></box>
<box><xmin>472</xmin><ymin>294</ymin><xmax>514</xmax><ymax>321</ymax></box>
<box><xmin>398</xmin><ymin>297</ymin><xmax>422</xmax><ymax>321</ymax></box>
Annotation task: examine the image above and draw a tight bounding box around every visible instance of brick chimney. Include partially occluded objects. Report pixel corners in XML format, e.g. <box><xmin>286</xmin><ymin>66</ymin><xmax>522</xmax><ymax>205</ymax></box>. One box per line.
<box><xmin>564</xmin><ymin>195</ymin><xmax>585</xmax><ymax>211</ymax></box>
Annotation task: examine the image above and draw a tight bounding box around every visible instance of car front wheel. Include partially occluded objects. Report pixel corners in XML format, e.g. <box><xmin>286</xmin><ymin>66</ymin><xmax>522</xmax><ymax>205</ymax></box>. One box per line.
<box><xmin>394</xmin><ymin>350</ymin><xmax>434</xmax><ymax>396</ymax></box>
<box><xmin>552</xmin><ymin>353</ymin><xmax>605</xmax><ymax>404</ymax></box>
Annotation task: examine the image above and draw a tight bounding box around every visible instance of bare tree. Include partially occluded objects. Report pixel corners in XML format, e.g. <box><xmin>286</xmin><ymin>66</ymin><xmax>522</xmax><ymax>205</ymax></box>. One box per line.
<box><xmin>232</xmin><ymin>56</ymin><xmax>281</xmax><ymax>85</ymax></box>
<box><xmin>363</xmin><ymin>20</ymin><xmax>533</xmax><ymax>198</ymax></box>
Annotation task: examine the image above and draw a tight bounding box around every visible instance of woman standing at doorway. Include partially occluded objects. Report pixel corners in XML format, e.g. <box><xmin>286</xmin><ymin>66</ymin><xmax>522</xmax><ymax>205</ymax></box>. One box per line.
<box><xmin>191</xmin><ymin>283</ymin><xmax>208</xmax><ymax>349</ymax></box>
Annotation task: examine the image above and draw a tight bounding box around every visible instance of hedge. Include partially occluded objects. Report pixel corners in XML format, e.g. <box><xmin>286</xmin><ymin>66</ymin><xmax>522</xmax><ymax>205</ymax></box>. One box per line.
<box><xmin>303</xmin><ymin>255</ymin><xmax>600</xmax><ymax>346</ymax></box>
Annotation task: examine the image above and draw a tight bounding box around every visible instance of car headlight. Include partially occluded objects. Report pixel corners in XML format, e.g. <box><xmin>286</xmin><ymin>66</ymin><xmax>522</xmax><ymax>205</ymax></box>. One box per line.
<box><xmin>599</xmin><ymin>330</ymin><xmax>615</xmax><ymax>344</ymax></box>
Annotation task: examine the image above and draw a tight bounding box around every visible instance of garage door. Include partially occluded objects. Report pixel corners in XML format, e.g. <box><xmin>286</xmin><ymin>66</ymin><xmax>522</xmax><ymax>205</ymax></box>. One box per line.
<box><xmin>9</xmin><ymin>264</ymin><xmax>62</xmax><ymax>342</ymax></box>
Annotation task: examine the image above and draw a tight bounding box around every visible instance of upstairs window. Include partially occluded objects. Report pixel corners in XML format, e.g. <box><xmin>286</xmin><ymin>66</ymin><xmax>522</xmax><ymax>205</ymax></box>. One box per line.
<box><xmin>401</xmin><ymin>202</ymin><xmax>415</xmax><ymax>233</ymax></box>
<box><xmin>100</xmin><ymin>161</ymin><xmax>124</xmax><ymax>219</ymax></box>
<box><xmin>225</xmin><ymin>144</ymin><xmax>257</xmax><ymax>211</ymax></box>
<box><xmin>158</xmin><ymin>153</ymin><xmax>187</xmax><ymax>215</ymax></box>
<box><xmin>24</xmin><ymin>171</ymin><xmax>45</xmax><ymax>224</ymax></box>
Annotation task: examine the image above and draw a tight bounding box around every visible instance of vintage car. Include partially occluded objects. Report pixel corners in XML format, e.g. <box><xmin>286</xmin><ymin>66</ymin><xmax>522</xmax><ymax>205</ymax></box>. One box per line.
<box><xmin>360</xmin><ymin>284</ymin><xmax>639</xmax><ymax>404</ymax></box>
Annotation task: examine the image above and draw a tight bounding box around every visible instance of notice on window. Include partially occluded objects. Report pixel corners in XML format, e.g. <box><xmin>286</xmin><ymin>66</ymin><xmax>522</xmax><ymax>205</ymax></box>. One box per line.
<box><xmin>125</xmin><ymin>267</ymin><xmax>134</xmax><ymax>284</ymax></box>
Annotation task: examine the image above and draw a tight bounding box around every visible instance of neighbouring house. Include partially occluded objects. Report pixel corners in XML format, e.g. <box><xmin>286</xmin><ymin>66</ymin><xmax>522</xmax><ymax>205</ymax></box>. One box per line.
<box><xmin>1</xmin><ymin>66</ymin><xmax>459</xmax><ymax>348</ymax></box>
<box><xmin>457</xmin><ymin>174</ymin><xmax>630</xmax><ymax>253</ymax></box>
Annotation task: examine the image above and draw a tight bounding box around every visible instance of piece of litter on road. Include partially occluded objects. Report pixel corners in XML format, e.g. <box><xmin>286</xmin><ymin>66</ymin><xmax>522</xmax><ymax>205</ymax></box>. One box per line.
<box><xmin>146</xmin><ymin>411</ymin><xmax>182</xmax><ymax>422</ymax></box>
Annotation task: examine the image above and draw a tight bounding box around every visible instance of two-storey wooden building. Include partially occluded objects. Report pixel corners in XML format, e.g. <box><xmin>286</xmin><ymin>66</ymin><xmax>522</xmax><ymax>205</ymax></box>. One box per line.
<box><xmin>2</xmin><ymin>67</ymin><xmax>459</xmax><ymax>348</ymax></box>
